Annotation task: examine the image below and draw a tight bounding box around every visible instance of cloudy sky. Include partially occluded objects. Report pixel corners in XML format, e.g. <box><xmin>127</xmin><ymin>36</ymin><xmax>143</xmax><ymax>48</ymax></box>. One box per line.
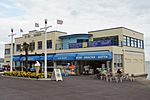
<box><xmin>0</xmin><ymin>0</ymin><xmax>150</xmax><ymax>60</ymax></box>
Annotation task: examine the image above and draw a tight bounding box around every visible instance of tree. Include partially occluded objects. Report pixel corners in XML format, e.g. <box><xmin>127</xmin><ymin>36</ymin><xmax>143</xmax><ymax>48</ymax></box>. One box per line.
<box><xmin>21</xmin><ymin>42</ymin><xmax>33</xmax><ymax>70</ymax></box>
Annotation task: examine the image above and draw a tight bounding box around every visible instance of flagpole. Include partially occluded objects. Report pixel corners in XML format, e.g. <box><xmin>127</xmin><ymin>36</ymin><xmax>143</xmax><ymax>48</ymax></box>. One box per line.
<box><xmin>40</xmin><ymin>19</ymin><xmax>52</xmax><ymax>78</ymax></box>
<box><xmin>8</xmin><ymin>29</ymin><xmax>16</xmax><ymax>72</ymax></box>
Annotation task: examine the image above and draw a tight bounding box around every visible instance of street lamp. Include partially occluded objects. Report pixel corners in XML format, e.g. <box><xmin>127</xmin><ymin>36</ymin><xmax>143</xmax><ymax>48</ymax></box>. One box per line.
<box><xmin>8</xmin><ymin>28</ymin><xmax>16</xmax><ymax>72</ymax></box>
<box><xmin>40</xmin><ymin>19</ymin><xmax>52</xmax><ymax>78</ymax></box>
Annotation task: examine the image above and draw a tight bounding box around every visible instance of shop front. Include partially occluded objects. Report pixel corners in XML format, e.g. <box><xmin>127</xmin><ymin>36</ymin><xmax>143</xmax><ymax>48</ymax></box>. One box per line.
<box><xmin>13</xmin><ymin>55</ymin><xmax>54</xmax><ymax>72</ymax></box>
<box><xmin>75</xmin><ymin>51</ymin><xmax>112</xmax><ymax>74</ymax></box>
<box><xmin>53</xmin><ymin>53</ymin><xmax>78</xmax><ymax>76</ymax></box>
<box><xmin>53</xmin><ymin>51</ymin><xmax>112</xmax><ymax>76</ymax></box>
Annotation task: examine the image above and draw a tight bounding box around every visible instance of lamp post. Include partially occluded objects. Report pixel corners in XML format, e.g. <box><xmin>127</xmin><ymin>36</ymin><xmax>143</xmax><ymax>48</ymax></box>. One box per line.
<box><xmin>40</xmin><ymin>19</ymin><xmax>52</xmax><ymax>78</ymax></box>
<box><xmin>8</xmin><ymin>28</ymin><xmax>16</xmax><ymax>72</ymax></box>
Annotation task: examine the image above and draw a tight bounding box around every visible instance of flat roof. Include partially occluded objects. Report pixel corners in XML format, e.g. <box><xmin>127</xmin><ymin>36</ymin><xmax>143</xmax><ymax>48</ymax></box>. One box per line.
<box><xmin>59</xmin><ymin>34</ymin><xmax>93</xmax><ymax>38</ymax></box>
<box><xmin>88</xmin><ymin>27</ymin><xmax>144</xmax><ymax>35</ymax></box>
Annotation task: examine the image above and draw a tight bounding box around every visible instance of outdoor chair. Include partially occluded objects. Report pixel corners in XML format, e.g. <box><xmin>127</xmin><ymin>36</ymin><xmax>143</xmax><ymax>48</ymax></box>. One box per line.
<box><xmin>114</xmin><ymin>73</ymin><xmax>123</xmax><ymax>83</ymax></box>
<box><xmin>128</xmin><ymin>74</ymin><xmax>135</xmax><ymax>81</ymax></box>
<box><xmin>122</xmin><ymin>73</ymin><xmax>134</xmax><ymax>81</ymax></box>
<box><xmin>106</xmin><ymin>74</ymin><xmax>113</xmax><ymax>82</ymax></box>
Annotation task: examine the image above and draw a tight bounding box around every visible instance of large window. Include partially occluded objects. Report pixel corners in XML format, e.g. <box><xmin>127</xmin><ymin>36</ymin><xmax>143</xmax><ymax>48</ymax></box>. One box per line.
<box><xmin>16</xmin><ymin>44</ymin><xmax>21</xmax><ymax>51</ymax></box>
<box><xmin>94</xmin><ymin>36</ymin><xmax>119</xmax><ymax>46</ymax></box>
<box><xmin>30</xmin><ymin>42</ymin><xmax>35</xmax><ymax>50</ymax></box>
<box><xmin>5</xmin><ymin>49</ymin><xmax>10</xmax><ymax>55</ymax></box>
<box><xmin>123</xmin><ymin>36</ymin><xmax>144</xmax><ymax>49</ymax></box>
<box><xmin>38</xmin><ymin>41</ymin><xmax>42</xmax><ymax>50</ymax></box>
<box><xmin>47</xmin><ymin>40</ymin><xmax>52</xmax><ymax>49</ymax></box>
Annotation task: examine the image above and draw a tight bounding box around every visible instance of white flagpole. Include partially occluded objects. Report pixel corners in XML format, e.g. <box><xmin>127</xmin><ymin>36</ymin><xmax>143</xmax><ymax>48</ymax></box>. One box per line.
<box><xmin>40</xmin><ymin>19</ymin><xmax>52</xmax><ymax>78</ymax></box>
<box><xmin>8</xmin><ymin>29</ymin><xmax>16</xmax><ymax>72</ymax></box>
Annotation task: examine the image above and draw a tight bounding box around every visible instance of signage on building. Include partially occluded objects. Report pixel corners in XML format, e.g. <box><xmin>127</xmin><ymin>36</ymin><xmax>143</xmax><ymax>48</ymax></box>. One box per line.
<box><xmin>76</xmin><ymin>55</ymin><xmax>109</xmax><ymax>60</ymax></box>
<box><xmin>87</xmin><ymin>40</ymin><xmax>112</xmax><ymax>47</ymax></box>
<box><xmin>69</xmin><ymin>43</ymin><xmax>82</xmax><ymax>49</ymax></box>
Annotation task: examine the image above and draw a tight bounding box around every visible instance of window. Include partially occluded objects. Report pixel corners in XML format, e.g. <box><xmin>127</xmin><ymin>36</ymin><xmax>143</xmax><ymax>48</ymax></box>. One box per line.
<box><xmin>127</xmin><ymin>37</ymin><xmax>130</xmax><ymax>46</ymax></box>
<box><xmin>30</xmin><ymin>42</ymin><xmax>35</xmax><ymax>50</ymax></box>
<box><xmin>112</xmin><ymin>36</ymin><xmax>119</xmax><ymax>46</ymax></box>
<box><xmin>142</xmin><ymin>40</ymin><xmax>144</xmax><ymax>48</ymax></box>
<box><xmin>123</xmin><ymin>36</ymin><xmax>127</xmax><ymax>46</ymax></box>
<box><xmin>93</xmin><ymin>36</ymin><xmax>119</xmax><ymax>46</ymax></box>
<box><xmin>77</xmin><ymin>39</ymin><xmax>88</xmax><ymax>43</ymax></box>
<box><xmin>131</xmin><ymin>38</ymin><xmax>134</xmax><ymax>47</ymax></box>
<box><xmin>114</xmin><ymin>54</ymin><xmax>123</xmax><ymax>68</ymax></box>
<box><xmin>138</xmin><ymin>40</ymin><xmax>140</xmax><ymax>48</ymax></box>
<box><xmin>47</xmin><ymin>40</ymin><xmax>52</xmax><ymax>49</ymax></box>
<box><xmin>140</xmin><ymin>40</ymin><xmax>143</xmax><ymax>48</ymax></box>
<box><xmin>134</xmin><ymin>39</ymin><xmax>138</xmax><ymax>48</ymax></box>
<box><xmin>38</xmin><ymin>41</ymin><xmax>42</xmax><ymax>50</ymax></box>
<box><xmin>16</xmin><ymin>44</ymin><xmax>21</xmax><ymax>51</ymax></box>
<box><xmin>5</xmin><ymin>49</ymin><xmax>10</xmax><ymax>54</ymax></box>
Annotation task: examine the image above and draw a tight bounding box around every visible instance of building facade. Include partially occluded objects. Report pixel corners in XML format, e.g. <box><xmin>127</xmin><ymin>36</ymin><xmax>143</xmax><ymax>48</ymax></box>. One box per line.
<box><xmin>4</xmin><ymin>27</ymin><xmax>145</xmax><ymax>76</ymax></box>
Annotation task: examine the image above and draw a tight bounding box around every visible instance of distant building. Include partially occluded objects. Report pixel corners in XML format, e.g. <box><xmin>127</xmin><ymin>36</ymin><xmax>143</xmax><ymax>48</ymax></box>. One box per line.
<box><xmin>145</xmin><ymin>61</ymin><xmax>150</xmax><ymax>80</ymax></box>
<box><xmin>0</xmin><ymin>58</ymin><xmax>4</xmax><ymax>68</ymax></box>
<box><xmin>4</xmin><ymin>27</ymin><xmax>145</xmax><ymax>76</ymax></box>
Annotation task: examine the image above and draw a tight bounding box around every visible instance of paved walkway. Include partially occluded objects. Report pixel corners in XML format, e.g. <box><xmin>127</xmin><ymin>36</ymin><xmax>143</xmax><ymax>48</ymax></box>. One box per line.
<box><xmin>0</xmin><ymin>75</ymin><xmax>150</xmax><ymax>100</ymax></box>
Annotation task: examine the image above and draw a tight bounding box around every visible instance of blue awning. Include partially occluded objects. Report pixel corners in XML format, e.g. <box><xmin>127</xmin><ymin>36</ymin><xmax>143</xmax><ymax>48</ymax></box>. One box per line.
<box><xmin>20</xmin><ymin>56</ymin><xmax>40</xmax><ymax>61</ymax></box>
<box><xmin>40</xmin><ymin>55</ymin><xmax>54</xmax><ymax>60</ymax></box>
<box><xmin>13</xmin><ymin>57</ymin><xmax>20</xmax><ymax>61</ymax></box>
<box><xmin>53</xmin><ymin>53</ymin><xmax>77</xmax><ymax>61</ymax></box>
<box><xmin>76</xmin><ymin>51</ymin><xmax>112</xmax><ymax>60</ymax></box>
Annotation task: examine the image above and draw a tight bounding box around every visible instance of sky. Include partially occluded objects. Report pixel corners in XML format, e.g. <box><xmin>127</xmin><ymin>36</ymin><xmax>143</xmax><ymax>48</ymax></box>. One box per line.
<box><xmin>0</xmin><ymin>0</ymin><xmax>150</xmax><ymax>60</ymax></box>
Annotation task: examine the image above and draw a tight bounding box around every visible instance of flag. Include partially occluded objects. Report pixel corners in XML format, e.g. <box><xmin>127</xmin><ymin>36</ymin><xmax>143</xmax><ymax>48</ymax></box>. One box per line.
<box><xmin>11</xmin><ymin>28</ymin><xmax>13</xmax><ymax>33</ymax></box>
<box><xmin>20</xmin><ymin>28</ymin><xmax>23</xmax><ymax>32</ymax></box>
<box><xmin>45</xmin><ymin>19</ymin><xmax>47</xmax><ymax>24</ymax></box>
<box><xmin>35</xmin><ymin>23</ymin><xmax>39</xmax><ymax>27</ymax></box>
<box><xmin>57</xmin><ymin>19</ymin><xmax>63</xmax><ymax>25</ymax></box>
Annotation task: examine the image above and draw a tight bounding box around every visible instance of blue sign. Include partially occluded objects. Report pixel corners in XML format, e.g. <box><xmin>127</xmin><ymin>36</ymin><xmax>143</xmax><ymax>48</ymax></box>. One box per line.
<box><xmin>53</xmin><ymin>53</ymin><xmax>77</xmax><ymax>61</ymax></box>
<box><xmin>76</xmin><ymin>52</ymin><xmax>112</xmax><ymax>60</ymax></box>
<box><xmin>69</xmin><ymin>43</ymin><xmax>82</xmax><ymax>49</ymax></box>
<box><xmin>87</xmin><ymin>40</ymin><xmax>112</xmax><ymax>47</ymax></box>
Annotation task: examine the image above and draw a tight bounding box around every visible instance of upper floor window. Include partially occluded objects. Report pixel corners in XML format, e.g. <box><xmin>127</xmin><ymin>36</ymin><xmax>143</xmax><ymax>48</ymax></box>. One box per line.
<box><xmin>16</xmin><ymin>44</ymin><xmax>21</xmax><ymax>51</ymax></box>
<box><xmin>30</xmin><ymin>42</ymin><xmax>35</xmax><ymax>50</ymax></box>
<box><xmin>123</xmin><ymin>35</ymin><xmax>144</xmax><ymax>49</ymax></box>
<box><xmin>77</xmin><ymin>39</ymin><xmax>88</xmax><ymax>43</ymax></box>
<box><xmin>142</xmin><ymin>40</ymin><xmax>144</xmax><ymax>48</ymax></box>
<box><xmin>94</xmin><ymin>36</ymin><xmax>119</xmax><ymax>46</ymax></box>
<box><xmin>127</xmin><ymin>37</ymin><xmax>130</xmax><ymax>46</ymax></box>
<box><xmin>112</xmin><ymin>36</ymin><xmax>118</xmax><ymax>46</ymax></box>
<box><xmin>38</xmin><ymin>41</ymin><xmax>42</xmax><ymax>50</ymax></box>
<box><xmin>131</xmin><ymin>38</ymin><xmax>134</xmax><ymax>47</ymax></box>
<box><xmin>47</xmin><ymin>40</ymin><xmax>52</xmax><ymax>49</ymax></box>
<box><xmin>140</xmin><ymin>40</ymin><xmax>144</xmax><ymax>48</ymax></box>
<box><xmin>138</xmin><ymin>40</ymin><xmax>140</xmax><ymax>48</ymax></box>
<box><xmin>134</xmin><ymin>39</ymin><xmax>138</xmax><ymax>48</ymax></box>
<box><xmin>123</xmin><ymin>36</ymin><xmax>127</xmax><ymax>46</ymax></box>
<box><xmin>5</xmin><ymin>49</ymin><xmax>10</xmax><ymax>55</ymax></box>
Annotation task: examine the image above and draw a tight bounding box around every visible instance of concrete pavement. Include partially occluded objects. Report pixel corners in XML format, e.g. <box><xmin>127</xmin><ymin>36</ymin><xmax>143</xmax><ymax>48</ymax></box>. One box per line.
<box><xmin>0</xmin><ymin>75</ymin><xmax>150</xmax><ymax>100</ymax></box>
